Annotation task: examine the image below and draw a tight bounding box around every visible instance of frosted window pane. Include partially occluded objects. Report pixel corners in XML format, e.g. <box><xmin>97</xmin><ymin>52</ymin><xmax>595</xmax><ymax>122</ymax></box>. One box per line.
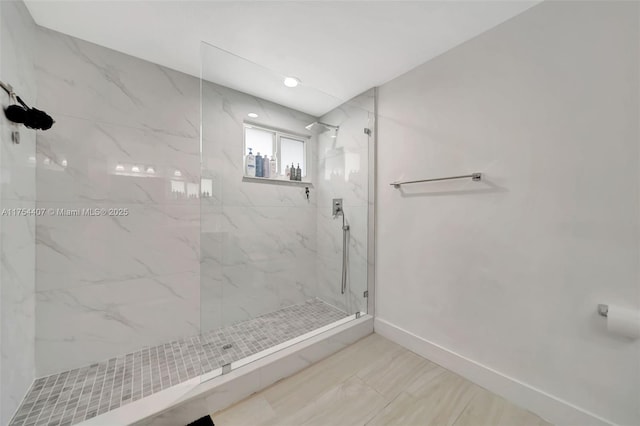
<box><xmin>245</xmin><ymin>127</ymin><xmax>274</xmax><ymax>158</ymax></box>
<box><xmin>171</xmin><ymin>180</ymin><xmax>185</xmax><ymax>194</ymax></box>
<box><xmin>280</xmin><ymin>137</ymin><xmax>305</xmax><ymax>177</ymax></box>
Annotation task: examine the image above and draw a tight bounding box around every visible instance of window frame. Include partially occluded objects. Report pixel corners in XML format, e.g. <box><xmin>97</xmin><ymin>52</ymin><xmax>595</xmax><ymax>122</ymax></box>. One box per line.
<box><xmin>243</xmin><ymin>122</ymin><xmax>310</xmax><ymax>180</ymax></box>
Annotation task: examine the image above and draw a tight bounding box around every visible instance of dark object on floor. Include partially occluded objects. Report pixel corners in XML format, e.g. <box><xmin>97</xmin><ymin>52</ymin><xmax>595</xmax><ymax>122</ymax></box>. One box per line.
<box><xmin>186</xmin><ymin>415</ymin><xmax>215</xmax><ymax>426</ymax></box>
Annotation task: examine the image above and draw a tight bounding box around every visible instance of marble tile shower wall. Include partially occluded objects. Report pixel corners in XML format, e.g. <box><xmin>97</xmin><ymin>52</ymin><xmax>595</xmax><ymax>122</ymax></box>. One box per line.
<box><xmin>32</xmin><ymin>28</ymin><xmax>324</xmax><ymax>377</ymax></box>
<box><xmin>316</xmin><ymin>90</ymin><xmax>374</xmax><ymax>315</ymax></box>
<box><xmin>0</xmin><ymin>1</ymin><xmax>38</xmax><ymax>424</ymax></box>
<box><xmin>201</xmin><ymin>81</ymin><xmax>319</xmax><ymax>330</ymax></box>
<box><xmin>34</xmin><ymin>28</ymin><xmax>201</xmax><ymax>376</ymax></box>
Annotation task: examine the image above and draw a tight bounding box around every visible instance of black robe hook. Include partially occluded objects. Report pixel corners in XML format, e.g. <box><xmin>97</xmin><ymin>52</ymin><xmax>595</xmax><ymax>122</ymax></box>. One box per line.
<box><xmin>1</xmin><ymin>80</ymin><xmax>54</xmax><ymax>131</ymax></box>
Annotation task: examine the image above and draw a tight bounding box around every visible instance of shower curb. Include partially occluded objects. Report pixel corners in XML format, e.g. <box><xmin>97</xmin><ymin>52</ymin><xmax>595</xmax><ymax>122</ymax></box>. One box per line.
<box><xmin>78</xmin><ymin>315</ymin><xmax>373</xmax><ymax>426</ymax></box>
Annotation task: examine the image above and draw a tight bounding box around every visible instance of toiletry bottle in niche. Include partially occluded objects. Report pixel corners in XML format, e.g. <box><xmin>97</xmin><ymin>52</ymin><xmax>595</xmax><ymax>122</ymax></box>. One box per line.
<box><xmin>285</xmin><ymin>164</ymin><xmax>290</xmax><ymax>179</ymax></box>
<box><xmin>255</xmin><ymin>152</ymin><xmax>263</xmax><ymax>177</ymax></box>
<box><xmin>270</xmin><ymin>156</ymin><xmax>277</xmax><ymax>178</ymax></box>
<box><xmin>263</xmin><ymin>154</ymin><xmax>270</xmax><ymax>178</ymax></box>
<box><xmin>296</xmin><ymin>163</ymin><xmax>302</xmax><ymax>181</ymax></box>
<box><xmin>246</xmin><ymin>148</ymin><xmax>255</xmax><ymax>177</ymax></box>
<box><xmin>290</xmin><ymin>163</ymin><xmax>295</xmax><ymax>180</ymax></box>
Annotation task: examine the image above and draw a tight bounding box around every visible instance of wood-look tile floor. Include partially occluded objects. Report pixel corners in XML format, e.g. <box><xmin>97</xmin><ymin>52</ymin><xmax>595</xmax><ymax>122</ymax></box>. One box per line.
<box><xmin>211</xmin><ymin>333</ymin><xmax>552</xmax><ymax>426</ymax></box>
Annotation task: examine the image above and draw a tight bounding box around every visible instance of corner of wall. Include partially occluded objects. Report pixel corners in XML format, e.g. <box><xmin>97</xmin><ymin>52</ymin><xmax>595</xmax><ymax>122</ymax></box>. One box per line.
<box><xmin>0</xmin><ymin>1</ymin><xmax>38</xmax><ymax>423</ymax></box>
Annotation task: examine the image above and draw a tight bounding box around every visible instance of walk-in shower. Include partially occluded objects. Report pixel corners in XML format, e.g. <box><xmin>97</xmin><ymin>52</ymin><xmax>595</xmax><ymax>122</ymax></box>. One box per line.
<box><xmin>1</xmin><ymin>16</ymin><xmax>374</xmax><ymax>423</ymax></box>
<box><xmin>198</xmin><ymin>40</ymin><xmax>374</xmax><ymax>385</ymax></box>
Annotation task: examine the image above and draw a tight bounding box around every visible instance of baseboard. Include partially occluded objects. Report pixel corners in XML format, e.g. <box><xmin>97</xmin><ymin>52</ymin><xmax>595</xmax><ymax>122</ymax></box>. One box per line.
<box><xmin>374</xmin><ymin>317</ymin><xmax>613</xmax><ymax>426</ymax></box>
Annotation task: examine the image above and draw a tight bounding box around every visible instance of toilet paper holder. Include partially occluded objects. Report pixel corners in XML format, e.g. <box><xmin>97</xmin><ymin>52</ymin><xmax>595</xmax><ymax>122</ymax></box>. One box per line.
<box><xmin>598</xmin><ymin>304</ymin><xmax>608</xmax><ymax>317</ymax></box>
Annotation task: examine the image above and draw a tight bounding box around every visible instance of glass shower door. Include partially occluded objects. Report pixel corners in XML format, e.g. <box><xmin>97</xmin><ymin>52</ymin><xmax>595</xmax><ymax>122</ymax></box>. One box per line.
<box><xmin>199</xmin><ymin>41</ymin><xmax>373</xmax><ymax>380</ymax></box>
<box><xmin>317</xmin><ymin>89</ymin><xmax>374</xmax><ymax>319</ymax></box>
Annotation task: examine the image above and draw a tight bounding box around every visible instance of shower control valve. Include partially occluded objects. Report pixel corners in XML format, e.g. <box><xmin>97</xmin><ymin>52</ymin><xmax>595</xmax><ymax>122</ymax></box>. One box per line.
<box><xmin>332</xmin><ymin>198</ymin><xmax>343</xmax><ymax>217</ymax></box>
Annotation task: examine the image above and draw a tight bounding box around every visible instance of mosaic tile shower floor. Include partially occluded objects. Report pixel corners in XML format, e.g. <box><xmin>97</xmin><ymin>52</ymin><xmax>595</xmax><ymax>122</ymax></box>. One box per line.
<box><xmin>9</xmin><ymin>299</ymin><xmax>348</xmax><ymax>426</ymax></box>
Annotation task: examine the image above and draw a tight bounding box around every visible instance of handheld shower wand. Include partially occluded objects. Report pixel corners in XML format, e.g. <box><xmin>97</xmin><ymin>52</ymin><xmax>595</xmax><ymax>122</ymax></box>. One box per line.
<box><xmin>333</xmin><ymin>199</ymin><xmax>349</xmax><ymax>295</ymax></box>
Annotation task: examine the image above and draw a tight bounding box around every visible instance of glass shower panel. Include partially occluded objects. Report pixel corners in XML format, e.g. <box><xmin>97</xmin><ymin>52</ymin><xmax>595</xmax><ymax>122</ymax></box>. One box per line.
<box><xmin>200</xmin><ymin>41</ymin><xmax>372</xmax><ymax>378</ymax></box>
<box><xmin>199</xmin><ymin>43</ymin><xmax>224</xmax><ymax>379</ymax></box>
<box><xmin>4</xmin><ymin>10</ymin><xmax>206</xmax><ymax>424</ymax></box>
<box><xmin>318</xmin><ymin>88</ymin><xmax>375</xmax><ymax>317</ymax></box>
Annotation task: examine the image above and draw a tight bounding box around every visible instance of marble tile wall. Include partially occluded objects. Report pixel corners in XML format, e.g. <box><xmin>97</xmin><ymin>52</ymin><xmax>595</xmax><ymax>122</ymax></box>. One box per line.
<box><xmin>0</xmin><ymin>1</ymin><xmax>38</xmax><ymax>423</ymax></box>
<box><xmin>34</xmin><ymin>27</ymin><xmax>201</xmax><ymax>376</ymax></box>
<box><xmin>316</xmin><ymin>90</ymin><xmax>374</xmax><ymax>315</ymax></box>
<box><xmin>200</xmin><ymin>80</ymin><xmax>319</xmax><ymax>330</ymax></box>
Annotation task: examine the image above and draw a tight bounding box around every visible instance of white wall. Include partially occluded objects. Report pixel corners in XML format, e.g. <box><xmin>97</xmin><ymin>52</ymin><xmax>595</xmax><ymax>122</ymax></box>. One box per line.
<box><xmin>376</xmin><ymin>2</ymin><xmax>639</xmax><ymax>425</ymax></box>
<box><xmin>0</xmin><ymin>1</ymin><xmax>37</xmax><ymax>423</ymax></box>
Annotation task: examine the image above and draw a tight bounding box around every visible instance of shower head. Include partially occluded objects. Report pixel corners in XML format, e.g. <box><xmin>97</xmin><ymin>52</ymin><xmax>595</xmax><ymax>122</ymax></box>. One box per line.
<box><xmin>305</xmin><ymin>121</ymin><xmax>339</xmax><ymax>134</ymax></box>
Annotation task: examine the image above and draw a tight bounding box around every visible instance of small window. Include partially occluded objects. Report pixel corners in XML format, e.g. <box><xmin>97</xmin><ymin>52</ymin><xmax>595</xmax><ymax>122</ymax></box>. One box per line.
<box><xmin>280</xmin><ymin>136</ymin><xmax>305</xmax><ymax>177</ymax></box>
<box><xmin>244</xmin><ymin>127</ymin><xmax>274</xmax><ymax>159</ymax></box>
<box><xmin>243</xmin><ymin>123</ymin><xmax>309</xmax><ymax>180</ymax></box>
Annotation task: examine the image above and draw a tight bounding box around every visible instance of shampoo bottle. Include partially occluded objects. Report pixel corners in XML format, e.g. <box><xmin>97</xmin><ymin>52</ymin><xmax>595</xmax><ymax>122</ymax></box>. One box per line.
<box><xmin>296</xmin><ymin>163</ymin><xmax>302</xmax><ymax>181</ymax></box>
<box><xmin>285</xmin><ymin>164</ymin><xmax>290</xmax><ymax>179</ymax></box>
<box><xmin>290</xmin><ymin>163</ymin><xmax>295</xmax><ymax>180</ymax></box>
<box><xmin>246</xmin><ymin>148</ymin><xmax>255</xmax><ymax>177</ymax></box>
<box><xmin>255</xmin><ymin>152</ymin><xmax>263</xmax><ymax>177</ymax></box>
<box><xmin>270</xmin><ymin>156</ymin><xmax>277</xmax><ymax>178</ymax></box>
<box><xmin>263</xmin><ymin>155</ymin><xmax>270</xmax><ymax>178</ymax></box>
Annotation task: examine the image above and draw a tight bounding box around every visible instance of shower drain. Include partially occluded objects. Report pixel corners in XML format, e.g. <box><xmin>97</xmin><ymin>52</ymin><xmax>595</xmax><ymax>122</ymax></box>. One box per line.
<box><xmin>222</xmin><ymin>343</ymin><xmax>233</xmax><ymax>350</ymax></box>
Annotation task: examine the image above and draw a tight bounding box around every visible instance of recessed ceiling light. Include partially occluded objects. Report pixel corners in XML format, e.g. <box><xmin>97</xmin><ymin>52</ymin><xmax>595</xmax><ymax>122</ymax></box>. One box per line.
<box><xmin>174</xmin><ymin>170</ymin><xmax>182</xmax><ymax>177</ymax></box>
<box><xmin>115</xmin><ymin>164</ymin><xmax>125</xmax><ymax>171</ymax></box>
<box><xmin>283</xmin><ymin>76</ymin><xmax>300</xmax><ymax>88</ymax></box>
<box><xmin>146</xmin><ymin>166</ymin><xmax>155</xmax><ymax>174</ymax></box>
<box><xmin>247</xmin><ymin>112</ymin><xmax>259</xmax><ymax>118</ymax></box>
<box><xmin>131</xmin><ymin>166</ymin><xmax>140</xmax><ymax>173</ymax></box>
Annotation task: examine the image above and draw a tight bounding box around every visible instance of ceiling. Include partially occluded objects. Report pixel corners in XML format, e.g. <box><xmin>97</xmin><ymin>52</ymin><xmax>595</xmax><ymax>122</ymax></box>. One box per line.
<box><xmin>24</xmin><ymin>1</ymin><xmax>538</xmax><ymax>116</ymax></box>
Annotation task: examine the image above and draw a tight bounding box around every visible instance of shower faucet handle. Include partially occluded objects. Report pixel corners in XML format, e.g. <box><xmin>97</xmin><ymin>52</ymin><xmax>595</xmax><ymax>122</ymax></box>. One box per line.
<box><xmin>332</xmin><ymin>198</ymin><xmax>343</xmax><ymax>217</ymax></box>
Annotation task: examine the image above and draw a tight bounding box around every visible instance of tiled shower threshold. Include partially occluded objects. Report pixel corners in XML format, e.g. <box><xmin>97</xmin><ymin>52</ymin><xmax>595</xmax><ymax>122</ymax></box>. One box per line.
<box><xmin>9</xmin><ymin>299</ymin><xmax>349</xmax><ymax>426</ymax></box>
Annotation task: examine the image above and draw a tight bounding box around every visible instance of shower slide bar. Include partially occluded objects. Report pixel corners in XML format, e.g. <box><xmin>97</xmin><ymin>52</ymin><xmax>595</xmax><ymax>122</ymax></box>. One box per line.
<box><xmin>390</xmin><ymin>172</ymin><xmax>482</xmax><ymax>188</ymax></box>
